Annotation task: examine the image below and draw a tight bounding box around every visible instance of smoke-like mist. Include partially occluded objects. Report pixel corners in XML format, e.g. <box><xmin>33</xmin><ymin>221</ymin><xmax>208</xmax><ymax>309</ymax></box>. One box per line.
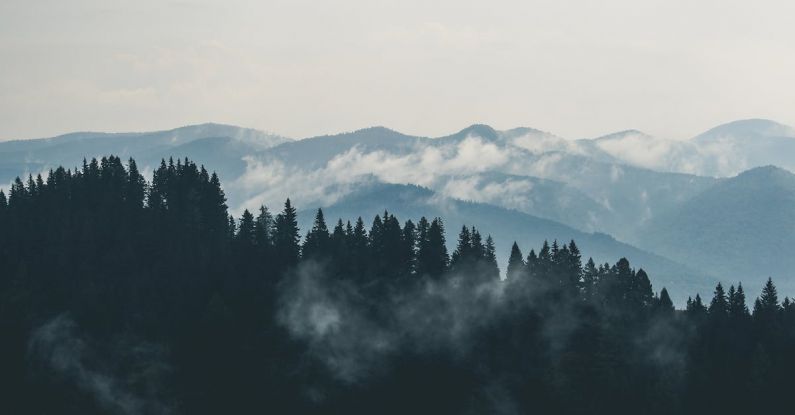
<box><xmin>277</xmin><ymin>261</ymin><xmax>509</xmax><ymax>383</ymax></box>
<box><xmin>28</xmin><ymin>315</ymin><xmax>174</xmax><ymax>415</ymax></box>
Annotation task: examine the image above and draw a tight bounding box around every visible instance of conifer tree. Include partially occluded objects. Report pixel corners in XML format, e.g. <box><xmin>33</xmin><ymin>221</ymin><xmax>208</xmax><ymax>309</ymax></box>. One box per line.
<box><xmin>125</xmin><ymin>158</ymin><xmax>146</xmax><ymax>210</ymax></box>
<box><xmin>709</xmin><ymin>282</ymin><xmax>729</xmax><ymax>319</ymax></box>
<box><xmin>401</xmin><ymin>220</ymin><xmax>417</xmax><ymax>276</ymax></box>
<box><xmin>632</xmin><ymin>269</ymin><xmax>654</xmax><ymax>310</ymax></box>
<box><xmin>471</xmin><ymin>228</ymin><xmax>485</xmax><ymax>260</ymax></box>
<box><xmin>582</xmin><ymin>258</ymin><xmax>599</xmax><ymax>300</ymax></box>
<box><xmin>507</xmin><ymin>242</ymin><xmax>525</xmax><ymax>281</ymax></box>
<box><xmin>727</xmin><ymin>284</ymin><xmax>750</xmax><ymax>321</ymax></box>
<box><xmin>273</xmin><ymin>198</ymin><xmax>300</xmax><ymax>268</ymax></box>
<box><xmin>483</xmin><ymin>235</ymin><xmax>499</xmax><ymax>280</ymax></box>
<box><xmin>417</xmin><ymin>218</ymin><xmax>448</xmax><ymax>278</ymax></box>
<box><xmin>756</xmin><ymin>278</ymin><xmax>779</xmax><ymax>313</ymax></box>
<box><xmin>450</xmin><ymin>225</ymin><xmax>472</xmax><ymax>269</ymax></box>
<box><xmin>686</xmin><ymin>294</ymin><xmax>708</xmax><ymax>319</ymax></box>
<box><xmin>657</xmin><ymin>288</ymin><xmax>674</xmax><ymax>314</ymax></box>
<box><xmin>525</xmin><ymin>249</ymin><xmax>538</xmax><ymax>280</ymax></box>
<box><xmin>302</xmin><ymin>208</ymin><xmax>330</xmax><ymax>260</ymax></box>
<box><xmin>254</xmin><ymin>205</ymin><xmax>273</xmax><ymax>248</ymax></box>
<box><xmin>236</xmin><ymin>209</ymin><xmax>256</xmax><ymax>248</ymax></box>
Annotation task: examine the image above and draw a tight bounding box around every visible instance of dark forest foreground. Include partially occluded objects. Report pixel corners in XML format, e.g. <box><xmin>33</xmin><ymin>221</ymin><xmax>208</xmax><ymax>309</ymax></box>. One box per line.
<box><xmin>1</xmin><ymin>156</ymin><xmax>794</xmax><ymax>414</ymax></box>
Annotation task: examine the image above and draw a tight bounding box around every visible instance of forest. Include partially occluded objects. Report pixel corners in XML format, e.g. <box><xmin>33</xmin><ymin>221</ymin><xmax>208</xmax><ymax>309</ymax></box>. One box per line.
<box><xmin>1</xmin><ymin>156</ymin><xmax>794</xmax><ymax>414</ymax></box>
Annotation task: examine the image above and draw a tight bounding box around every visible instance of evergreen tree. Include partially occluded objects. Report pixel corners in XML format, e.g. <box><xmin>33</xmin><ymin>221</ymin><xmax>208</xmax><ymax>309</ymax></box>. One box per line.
<box><xmin>656</xmin><ymin>288</ymin><xmax>674</xmax><ymax>315</ymax></box>
<box><xmin>273</xmin><ymin>198</ymin><xmax>300</xmax><ymax>268</ymax></box>
<box><xmin>631</xmin><ymin>268</ymin><xmax>654</xmax><ymax>310</ymax></box>
<box><xmin>708</xmin><ymin>282</ymin><xmax>728</xmax><ymax>319</ymax></box>
<box><xmin>236</xmin><ymin>209</ymin><xmax>256</xmax><ymax>248</ymax></box>
<box><xmin>754</xmin><ymin>278</ymin><xmax>779</xmax><ymax>315</ymax></box>
<box><xmin>450</xmin><ymin>225</ymin><xmax>472</xmax><ymax>269</ymax></box>
<box><xmin>582</xmin><ymin>258</ymin><xmax>599</xmax><ymax>301</ymax></box>
<box><xmin>728</xmin><ymin>283</ymin><xmax>749</xmax><ymax>320</ymax></box>
<box><xmin>686</xmin><ymin>294</ymin><xmax>708</xmax><ymax>319</ymax></box>
<box><xmin>506</xmin><ymin>242</ymin><xmax>525</xmax><ymax>281</ymax></box>
<box><xmin>401</xmin><ymin>220</ymin><xmax>417</xmax><ymax>277</ymax></box>
<box><xmin>483</xmin><ymin>235</ymin><xmax>499</xmax><ymax>281</ymax></box>
<box><xmin>254</xmin><ymin>205</ymin><xmax>274</xmax><ymax>248</ymax></box>
<box><xmin>525</xmin><ymin>249</ymin><xmax>538</xmax><ymax>280</ymax></box>
<box><xmin>417</xmin><ymin>218</ymin><xmax>448</xmax><ymax>278</ymax></box>
<box><xmin>302</xmin><ymin>208</ymin><xmax>331</xmax><ymax>260</ymax></box>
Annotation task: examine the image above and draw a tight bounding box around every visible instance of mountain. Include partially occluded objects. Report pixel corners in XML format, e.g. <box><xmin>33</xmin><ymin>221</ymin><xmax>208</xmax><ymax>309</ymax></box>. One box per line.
<box><xmin>430</xmin><ymin>171</ymin><xmax>613</xmax><ymax>233</ymax></box>
<box><xmin>0</xmin><ymin>123</ymin><xmax>289</xmax><ymax>187</ymax></box>
<box><xmin>3</xmin><ymin>120</ymin><xmax>795</xmax><ymax>300</ymax></box>
<box><xmin>258</xmin><ymin>126</ymin><xmax>424</xmax><ymax>169</ymax></box>
<box><xmin>693</xmin><ymin>118</ymin><xmax>795</xmax><ymax>142</ymax></box>
<box><xmin>637</xmin><ymin>165</ymin><xmax>795</xmax><ymax>297</ymax></box>
<box><xmin>240</xmin><ymin>124</ymin><xmax>717</xmax><ymax>240</ymax></box>
<box><xmin>689</xmin><ymin>119</ymin><xmax>795</xmax><ymax>176</ymax></box>
<box><xmin>572</xmin><ymin>119</ymin><xmax>795</xmax><ymax>177</ymax></box>
<box><xmin>298</xmin><ymin>181</ymin><xmax>716</xmax><ymax>304</ymax></box>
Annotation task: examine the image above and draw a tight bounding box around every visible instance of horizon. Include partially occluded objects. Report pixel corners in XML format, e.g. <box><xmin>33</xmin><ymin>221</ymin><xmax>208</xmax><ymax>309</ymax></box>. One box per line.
<box><xmin>2</xmin><ymin>116</ymin><xmax>792</xmax><ymax>143</ymax></box>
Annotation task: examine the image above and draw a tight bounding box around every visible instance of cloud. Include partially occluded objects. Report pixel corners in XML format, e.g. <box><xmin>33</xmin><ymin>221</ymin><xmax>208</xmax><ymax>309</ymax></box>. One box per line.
<box><xmin>28</xmin><ymin>315</ymin><xmax>174</xmax><ymax>415</ymax></box>
<box><xmin>590</xmin><ymin>131</ymin><xmax>755</xmax><ymax>176</ymax></box>
<box><xmin>231</xmin><ymin>135</ymin><xmax>514</xmax><ymax>213</ymax></box>
<box><xmin>439</xmin><ymin>176</ymin><xmax>536</xmax><ymax>210</ymax></box>
<box><xmin>277</xmin><ymin>261</ymin><xmax>508</xmax><ymax>383</ymax></box>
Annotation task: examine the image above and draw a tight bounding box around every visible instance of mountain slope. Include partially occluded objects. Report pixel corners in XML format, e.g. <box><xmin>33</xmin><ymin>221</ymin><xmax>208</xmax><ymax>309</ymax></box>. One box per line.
<box><xmin>259</xmin><ymin>127</ymin><xmax>425</xmax><ymax>169</ymax></box>
<box><xmin>690</xmin><ymin>119</ymin><xmax>795</xmax><ymax>175</ymax></box>
<box><xmin>693</xmin><ymin>119</ymin><xmax>795</xmax><ymax>142</ymax></box>
<box><xmin>298</xmin><ymin>182</ymin><xmax>715</xmax><ymax>304</ymax></box>
<box><xmin>0</xmin><ymin>123</ymin><xmax>289</xmax><ymax>187</ymax></box>
<box><xmin>638</xmin><ymin>166</ymin><xmax>795</xmax><ymax>294</ymax></box>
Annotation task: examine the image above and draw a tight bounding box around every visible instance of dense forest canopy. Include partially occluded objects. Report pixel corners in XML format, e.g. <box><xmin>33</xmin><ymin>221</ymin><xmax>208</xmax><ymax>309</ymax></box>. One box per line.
<box><xmin>1</xmin><ymin>156</ymin><xmax>794</xmax><ymax>414</ymax></box>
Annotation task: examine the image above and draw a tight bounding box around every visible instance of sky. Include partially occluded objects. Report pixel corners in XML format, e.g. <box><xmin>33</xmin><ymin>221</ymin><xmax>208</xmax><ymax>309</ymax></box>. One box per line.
<box><xmin>1</xmin><ymin>0</ymin><xmax>794</xmax><ymax>141</ymax></box>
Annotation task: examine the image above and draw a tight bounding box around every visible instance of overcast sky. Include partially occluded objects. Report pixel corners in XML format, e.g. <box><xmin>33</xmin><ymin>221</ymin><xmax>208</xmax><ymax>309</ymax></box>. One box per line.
<box><xmin>1</xmin><ymin>0</ymin><xmax>794</xmax><ymax>141</ymax></box>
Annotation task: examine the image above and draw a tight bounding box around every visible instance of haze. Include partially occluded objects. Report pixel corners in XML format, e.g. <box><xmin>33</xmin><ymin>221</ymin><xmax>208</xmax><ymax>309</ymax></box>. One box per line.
<box><xmin>1</xmin><ymin>0</ymin><xmax>794</xmax><ymax>141</ymax></box>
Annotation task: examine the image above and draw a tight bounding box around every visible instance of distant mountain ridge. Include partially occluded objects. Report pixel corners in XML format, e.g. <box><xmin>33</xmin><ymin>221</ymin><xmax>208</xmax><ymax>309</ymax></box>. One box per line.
<box><xmin>3</xmin><ymin>119</ymin><xmax>795</xmax><ymax>302</ymax></box>
<box><xmin>297</xmin><ymin>181</ymin><xmax>714</xmax><ymax>303</ymax></box>
<box><xmin>637</xmin><ymin>165</ymin><xmax>795</xmax><ymax>298</ymax></box>
<box><xmin>693</xmin><ymin>118</ymin><xmax>795</xmax><ymax>142</ymax></box>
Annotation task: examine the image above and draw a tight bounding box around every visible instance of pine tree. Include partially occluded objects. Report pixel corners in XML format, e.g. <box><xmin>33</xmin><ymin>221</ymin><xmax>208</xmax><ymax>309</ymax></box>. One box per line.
<box><xmin>525</xmin><ymin>249</ymin><xmax>538</xmax><ymax>280</ymax></box>
<box><xmin>537</xmin><ymin>240</ymin><xmax>552</xmax><ymax>278</ymax></box>
<box><xmin>728</xmin><ymin>284</ymin><xmax>750</xmax><ymax>320</ymax></box>
<box><xmin>417</xmin><ymin>218</ymin><xmax>448</xmax><ymax>278</ymax></box>
<box><xmin>708</xmin><ymin>282</ymin><xmax>728</xmax><ymax>319</ymax></box>
<box><xmin>686</xmin><ymin>294</ymin><xmax>708</xmax><ymax>319</ymax></box>
<box><xmin>562</xmin><ymin>240</ymin><xmax>583</xmax><ymax>293</ymax></box>
<box><xmin>450</xmin><ymin>225</ymin><xmax>472</xmax><ymax>269</ymax></box>
<box><xmin>631</xmin><ymin>269</ymin><xmax>654</xmax><ymax>310</ymax></box>
<box><xmin>348</xmin><ymin>217</ymin><xmax>369</xmax><ymax>279</ymax></box>
<box><xmin>401</xmin><ymin>220</ymin><xmax>417</xmax><ymax>276</ymax></box>
<box><xmin>254</xmin><ymin>205</ymin><xmax>273</xmax><ymax>248</ymax></box>
<box><xmin>506</xmin><ymin>242</ymin><xmax>525</xmax><ymax>281</ymax></box>
<box><xmin>125</xmin><ymin>158</ymin><xmax>146</xmax><ymax>210</ymax></box>
<box><xmin>758</xmin><ymin>278</ymin><xmax>779</xmax><ymax>310</ymax></box>
<box><xmin>483</xmin><ymin>235</ymin><xmax>499</xmax><ymax>280</ymax></box>
<box><xmin>656</xmin><ymin>288</ymin><xmax>674</xmax><ymax>314</ymax></box>
<box><xmin>302</xmin><ymin>208</ymin><xmax>331</xmax><ymax>260</ymax></box>
<box><xmin>471</xmin><ymin>228</ymin><xmax>485</xmax><ymax>260</ymax></box>
<box><xmin>582</xmin><ymin>258</ymin><xmax>599</xmax><ymax>300</ymax></box>
<box><xmin>273</xmin><ymin>198</ymin><xmax>300</xmax><ymax>268</ymax></box>
<box><xmin>236</xmin><ymin>209</ymin><xmax>256</xmax><ymax>248</ymax></box>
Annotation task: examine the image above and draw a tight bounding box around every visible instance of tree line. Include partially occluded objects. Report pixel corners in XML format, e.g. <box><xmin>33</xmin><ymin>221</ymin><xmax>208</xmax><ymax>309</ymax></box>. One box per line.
<box><xmin>0</xmin><ymin>156</ymin><xmax>793</xmax><ymax>414</ymax></box>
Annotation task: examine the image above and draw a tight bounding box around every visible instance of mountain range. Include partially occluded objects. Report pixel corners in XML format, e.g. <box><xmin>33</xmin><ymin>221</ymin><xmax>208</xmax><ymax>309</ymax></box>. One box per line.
<box><xmin>3</xmin><ymin>118</ymin><xmax>794</xmax><ymax>303</ymax></box>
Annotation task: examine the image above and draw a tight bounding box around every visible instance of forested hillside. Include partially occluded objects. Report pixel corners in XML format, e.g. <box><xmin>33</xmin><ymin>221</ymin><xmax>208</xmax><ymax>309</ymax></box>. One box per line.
<box><xmin>1</xmin><ymin>156</ymin><xmax>794</xmax><ymax>414</ymax></box>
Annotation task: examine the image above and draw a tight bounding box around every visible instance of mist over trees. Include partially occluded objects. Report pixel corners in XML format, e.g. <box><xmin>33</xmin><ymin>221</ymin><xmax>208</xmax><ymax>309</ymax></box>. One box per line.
<box><xmin>1</xmin><ymin>156</ymin><xmax>794</xmax><ymax>414</ymax></box>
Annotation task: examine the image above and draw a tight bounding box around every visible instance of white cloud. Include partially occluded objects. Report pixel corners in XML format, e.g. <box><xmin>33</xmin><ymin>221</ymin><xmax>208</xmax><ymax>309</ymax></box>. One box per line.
<box><xmin>231</xmin><ymin>136</ymin><xmax>514</xmax><ymax>213</ymax></box>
